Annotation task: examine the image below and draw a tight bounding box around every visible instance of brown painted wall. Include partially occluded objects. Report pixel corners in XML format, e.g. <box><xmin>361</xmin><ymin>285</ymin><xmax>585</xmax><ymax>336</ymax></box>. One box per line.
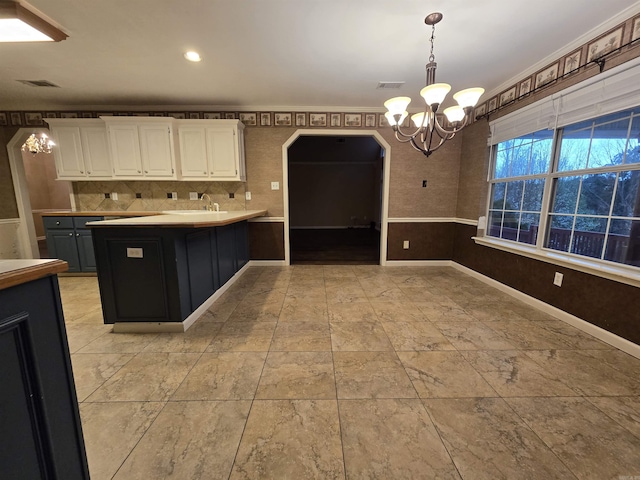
<box><xmin>452</xmin><ymin>223</ymin><xmax>640</xmax><ymax>344</ymax></box>
<box><xmin>387</xmin><ymin>222</ymin><xmax>454</xmax><ymax>261</ymax></box>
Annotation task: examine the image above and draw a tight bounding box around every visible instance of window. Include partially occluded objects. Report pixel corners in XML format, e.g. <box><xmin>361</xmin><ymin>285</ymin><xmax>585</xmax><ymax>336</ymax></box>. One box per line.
<box><xmin>547</xmin><ymin>108</ymin><xmax>640</xmax><ymax>266</ymax></box>
<box><xmin>488</xmin><ymin>107</ymin><xmax>640</xmax><ymax>269</ymax></box>
<box><xmin>488</xmin><ymin>130</ymin><xmax>553</xmax><ymax>245</ymax></box>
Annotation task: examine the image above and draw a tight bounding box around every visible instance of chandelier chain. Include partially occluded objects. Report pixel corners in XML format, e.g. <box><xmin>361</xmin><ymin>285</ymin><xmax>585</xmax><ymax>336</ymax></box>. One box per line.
<box><xmin>429</xmin><ymin>24</ymin><xmax>436</xmax><ymax>63</ymax></box>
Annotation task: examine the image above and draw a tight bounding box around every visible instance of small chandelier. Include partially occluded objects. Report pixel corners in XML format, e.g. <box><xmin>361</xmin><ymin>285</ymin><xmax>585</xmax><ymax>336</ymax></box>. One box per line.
<box><xmin>22</xmin><ymin>132</ymin><xmax>55</xmax><ymax>155</ymax></box>
<box><xmin>384</xmin><ymin>13</ymin><xmax>484</xmax><ymax>157</ymax></box>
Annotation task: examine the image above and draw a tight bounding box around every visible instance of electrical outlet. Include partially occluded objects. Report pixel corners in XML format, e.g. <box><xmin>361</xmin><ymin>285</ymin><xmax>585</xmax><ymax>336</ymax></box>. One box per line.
<box><xmin>403</xmin><ymin>240</ymin><xmax>410</xmax><ymax>249</ymax></box>
<box><xmin>245</xmin><ymin>191</ymin><xmax>252</xmax><ymax>200</ymax></box>
<box><xmin>171</xmin><ymin>192</ymin><xmax>178</xmax><ymax>200</ymax></box>
<box><xmin>111</xmin><ymin>192</ymin><xmax>118</xmax><ymax>201</ymax></box>
<box><xmin>553</xmin><ymin>272</ymin><xmax>563</xmax><ymax>287</ymax></box>
<box><xmin>189</xmin><ymin>192</ymin><xmax>198</xmax><ymax>200</ymax></box>
<box><xmin>422</xmin><ymin>180</ymin><xmax>428</xmax><ymax>187</ymax></box>
<box><xmin>271</xmin><ymin>181</ymin><xmax>280</xmax><ymax>190</ymax></box>
<box><xmin>104</xmin><ymin>193</ymin><xmax>110</xmax><ymax>199</ymax></box>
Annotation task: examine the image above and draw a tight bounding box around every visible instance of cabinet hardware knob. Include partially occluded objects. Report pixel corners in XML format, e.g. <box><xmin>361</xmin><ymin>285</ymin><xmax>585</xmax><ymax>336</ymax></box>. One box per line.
<box><xmin>144</xmin><ymin>170</ymin><xmax>148</xmax><ymax>173</ymax></box>
<box><xmin>76</xmin><ymin>233</ymin><xmax>80</xmax><ymax>237</ymax></box>
<box><xmin>56</xmin><ymin>221</ymin><xmax>60</xmax><ymax>225</ymax></box>
<box><xmin>88</xmin><ymin>171</ymin><xmax>91</xmax><ymax>174</ymax></box>
<box><xmin>137</xmin><ymin>170</ymin><xmax>141</xmax><ymax>173</ymax></box>
<box><xmin>80</xmin><ymin>171</ymin><xmax>84</xmax><ymax>173</ymax></box>
<box><xmin>69</xmin><ymin>233</ymin><xmax>73</xmax><ymax>236</ymax></box>
<box><xmin>204</xmin><ymin>171</ymin><xmax>207</xmax><ymax>174</ymax></box>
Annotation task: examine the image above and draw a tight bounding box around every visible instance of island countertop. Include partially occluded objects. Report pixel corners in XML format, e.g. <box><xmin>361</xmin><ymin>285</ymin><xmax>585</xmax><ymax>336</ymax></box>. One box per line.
<box><xmin>86</xmin><ymin>209</ymin><xmax>268</xmax><ymax>228</ymax></box>
<box><xmin>0</xmin><ymin>259</ymin><xmax>68</xmax><ymax>291</ymax></box>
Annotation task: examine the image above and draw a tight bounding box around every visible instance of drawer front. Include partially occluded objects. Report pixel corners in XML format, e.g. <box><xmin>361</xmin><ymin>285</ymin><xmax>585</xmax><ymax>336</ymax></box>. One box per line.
<box><xmin>43</xmin><ymin>216</ymin><xmax>74</xmax><ymax>230</ymax></box>
<box><xmin>73</xmin><ymin>216</ymin><xmax>103</xmax><ymax>229</ymax></box>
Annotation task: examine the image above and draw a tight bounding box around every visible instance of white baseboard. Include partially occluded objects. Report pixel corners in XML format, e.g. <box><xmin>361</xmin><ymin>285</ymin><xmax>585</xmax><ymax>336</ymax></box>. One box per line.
<box><xmin>248</xmin><ymin>260</ymin><xmax>287</xmax><ymax>266</ymax></box>
<box><xmin>385</xmin><ymin>260</ymin><xmax>454</xmax><ymax>267</ymax></box>
<box><xmin>451</xmin><ymin>263</ymin><xmax>640</xmax><ymax>360</ymax></box>
<box><xmin>182</xmin><ymin>262</ymin><xmax>253</xmax><ymax>331</ymax></box>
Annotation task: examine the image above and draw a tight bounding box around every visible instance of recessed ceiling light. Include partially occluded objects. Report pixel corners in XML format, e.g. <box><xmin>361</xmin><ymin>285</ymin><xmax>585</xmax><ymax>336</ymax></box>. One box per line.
<box><xmin>184</xmin><ymin>51</ymin><xmax>202</xmax><ymax>62</ymax></box>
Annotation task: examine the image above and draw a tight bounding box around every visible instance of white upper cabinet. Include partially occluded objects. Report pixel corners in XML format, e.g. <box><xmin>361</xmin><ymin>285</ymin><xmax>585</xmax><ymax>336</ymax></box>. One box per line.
<box><xmin>46</xmin><ymin>119</ymin><xmax>112</xmax><ymax>180</ymax></box>
<box><xmin>178</xmin><ymin>120</ymin><xmax>246</xmax><ymax>181</ymax></box>
<box><xmin>102</xmin><ymin>117</ymin><xmax>178</xmax><ymax>179</ymax></box>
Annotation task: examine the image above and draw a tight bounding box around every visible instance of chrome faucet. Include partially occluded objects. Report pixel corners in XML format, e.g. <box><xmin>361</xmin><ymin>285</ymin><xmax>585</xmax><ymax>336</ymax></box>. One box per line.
<box><xmin>200</xmin><ymin>193</ymin><xmax>213</xmax><ymax>211</ymax></box>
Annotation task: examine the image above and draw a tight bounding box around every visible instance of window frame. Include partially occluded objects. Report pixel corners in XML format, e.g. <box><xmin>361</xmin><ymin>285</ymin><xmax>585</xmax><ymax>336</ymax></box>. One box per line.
<box><xmin>483</xmin><ymin>107</ymin><xmax>640</xmax><ymax>280</ymax></box>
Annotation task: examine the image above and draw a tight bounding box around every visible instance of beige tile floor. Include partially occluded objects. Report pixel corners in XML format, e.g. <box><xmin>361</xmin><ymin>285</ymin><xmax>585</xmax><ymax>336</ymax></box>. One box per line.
<box><xmin>60</xmin><ymin>266</ymin><xmax>640</xmax><ymax>480</ymax></box>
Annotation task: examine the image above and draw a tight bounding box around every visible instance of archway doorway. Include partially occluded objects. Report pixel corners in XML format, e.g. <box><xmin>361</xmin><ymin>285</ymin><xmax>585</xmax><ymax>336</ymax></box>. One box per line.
<box><xmin>282</xmin><ymin>129</ymin><xmax>391</xmax><ymax>265</ymax></box>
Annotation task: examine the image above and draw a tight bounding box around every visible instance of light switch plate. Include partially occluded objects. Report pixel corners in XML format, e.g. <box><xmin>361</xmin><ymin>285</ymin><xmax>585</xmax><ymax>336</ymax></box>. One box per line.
<box><xmin>189</xmin><ymin>192</ymin><xmax>198</xmax><ymax>200</ymax></box>
<box><xmin>553</xmin><ymin>272</ymin><xmax>563</xmax><ymax>286</ymax></box>
<box><xmin>403</xmin><ymin>240</ymin><xmax>410</xmax><ymax>249</ymax></box>
<box><xmin>171</xmin><ymin>192</ymin><xmax>178</xmax><ymax>200</ymax></box>
<box><xmin>111</xmin><ymin>192</ymin><xmax>118</xmax><ymax>201</ymax></box>
<box><xmin>245</xmin><ymin>191</ymin><xmax>252</xmax><ymax>200</ymax></box>
<box><xmin>271</xmin><ymin>182</ymin><xmax>280</xmax><ymax>190</ymax></box>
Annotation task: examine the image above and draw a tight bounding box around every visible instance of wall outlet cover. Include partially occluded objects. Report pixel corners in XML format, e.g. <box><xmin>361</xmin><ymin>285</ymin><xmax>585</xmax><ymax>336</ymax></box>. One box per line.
<box><xmin>245</xmin><ymin>191</ymin><xmax>252</xmax><ymax>200</ymax></box>
<box><xmin>111</xmin><ymin>192</ymin><xmax>118</xmax><ymax>201</ymax></box>
<box><xmin>553</xmin><ymin>272</ymin><xmax>563</xmax><ymax>287</ymax></box>
<box><xmin>403</xmin><ymin>240</ymin><xmax>410</xmax><ymax>249</ymax></box>
<box><xmin>189</xmin><ymin>192</ymin><xmax>198</xmax><ymax>200</ymax></box>
<box><xmin>171</xmin><ymin>192</ymin><xmax>178</xmax><ymax>200</ymax></box>
<box><xmin>271</xmin><ymin>181</ymin><xmax>280</xmax><ymax>190</ymax></box>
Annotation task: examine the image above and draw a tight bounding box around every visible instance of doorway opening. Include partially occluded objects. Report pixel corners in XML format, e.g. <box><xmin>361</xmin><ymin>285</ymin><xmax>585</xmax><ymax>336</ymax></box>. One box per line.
<box><xmin>287</xmin><ymin>134</ymin><xmax>385</xmax><ymax>265</ymax></box>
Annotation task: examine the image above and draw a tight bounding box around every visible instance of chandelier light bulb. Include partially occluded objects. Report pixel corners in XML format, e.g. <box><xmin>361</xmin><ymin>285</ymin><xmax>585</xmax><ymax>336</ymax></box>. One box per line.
<box><xmin>385</xmin><ymin>111</ymin><xmax>408</xmax><ymax>126</ymax></box>
<box><xmin>453</xmin><ymin>87</ymin><xmax>485</xmax><ymax>108</ymax></box>
<box><xmin>443</xmin><ymin>105</ymin><xmax>465</xmax><ymax>123</ymax></box>
<box><xmin>420</xmin><ymin>83</ymin><xmax>451</xmax><ymax>108</ymax></box>
<box><xmin>411</xmin><ymin>112</ymin><xmax>428</xmax><ymax>128</ymax></box>
<box><xmin>384</xmin><ymin>96</ymin><xmax>412</xmax><ymax>116</ymax></box>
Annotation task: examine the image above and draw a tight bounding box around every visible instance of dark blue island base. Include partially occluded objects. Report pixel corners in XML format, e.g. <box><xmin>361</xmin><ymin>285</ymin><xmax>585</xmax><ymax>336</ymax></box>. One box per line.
<box><xmin>91</xmin><ymin>220</ymin><xmax>250</xmax><ymax>332</ymax></box>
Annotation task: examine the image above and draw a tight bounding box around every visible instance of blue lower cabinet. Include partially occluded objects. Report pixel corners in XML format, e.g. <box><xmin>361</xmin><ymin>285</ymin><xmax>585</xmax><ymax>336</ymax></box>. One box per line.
<box><xmin>0</xmin><ymin>275</ymin><xmax>89</xmax><ymax>479</ymax></box>
<box><xmin>91</xmin><ymin>220</ymin><xmax>250</xmax><ymax>324</ymax></box>
<box><xmin>44</xmin><ymin>216</ymin><xmax>102</xmax><ymax>272</ymax></box>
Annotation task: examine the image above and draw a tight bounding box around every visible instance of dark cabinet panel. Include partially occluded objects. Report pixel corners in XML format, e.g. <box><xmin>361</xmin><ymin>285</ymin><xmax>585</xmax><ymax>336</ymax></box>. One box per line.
<box><xmin>216</xmin><ymin>224</ymin><xmax>236</xmax><ymax>285</ymax></box>
<box><xmin>235</xmin><ymin>221</ymin><xmax>249</xmax><ymax>269</ymax></box>
<box><xmin>186</xmin><ymin>230</ymin><xmax>215</xmax><ymax>310</ymax></box>
<box><xmin>0</xmin><ymin>277</ymin><xmax>89</xmax><ymax>479</ymax></box>
<box><xmin>44</xmin><ymin>216</ymin><xmax>103</xmax><ymax>272</ymax></box>
<box><xmin>77</xmin><ymin>230</ymin><xmax>97</xmax><ymax>271</ymax></box>
<box><xmin>108</xmin><ymin>239</ymin><xmax>169</xmax><ymax>320</ymax></box>
<box><xmin>48</xmin><ymin>229</ymin><xmax>81</xmax><ymax>272</ymax></box>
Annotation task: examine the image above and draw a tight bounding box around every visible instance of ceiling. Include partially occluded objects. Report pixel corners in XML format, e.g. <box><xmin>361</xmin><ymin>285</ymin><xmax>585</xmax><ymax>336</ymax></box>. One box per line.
<box><xmin>1</xmin><ymin>0</ymin><xmax>639</xmax><ymax>112</ymax></box>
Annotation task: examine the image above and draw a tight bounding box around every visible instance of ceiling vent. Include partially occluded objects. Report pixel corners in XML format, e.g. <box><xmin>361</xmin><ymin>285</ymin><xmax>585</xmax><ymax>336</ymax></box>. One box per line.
<box><xmin>377</xmin><ymin>81</ymin><xmax>405</xmax><ymax>89</ymax></box>
<box><xmin>17</xmin><ymin>79</ymin><xmax>60</xmax><ymax>87</ymax></box>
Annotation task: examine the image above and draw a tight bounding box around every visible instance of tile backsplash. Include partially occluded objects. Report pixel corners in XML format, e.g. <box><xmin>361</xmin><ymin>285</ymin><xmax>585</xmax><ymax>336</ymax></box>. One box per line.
<box><xmin>73</xmin><ymin>181</ymin><xmax>246</xmax><ymax>212</ymax></box>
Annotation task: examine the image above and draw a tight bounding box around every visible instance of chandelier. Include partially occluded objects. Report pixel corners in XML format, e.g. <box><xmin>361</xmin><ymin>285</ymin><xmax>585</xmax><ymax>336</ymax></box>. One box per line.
<box><xmin>22</xmin><ymin>132</ymin><xmax>55</xmax><ymax>155</ymax></box>
<box><xmin>384</xmin><ymin>13</ymin><xmax>484</xmax><ymax>157</ymax></box>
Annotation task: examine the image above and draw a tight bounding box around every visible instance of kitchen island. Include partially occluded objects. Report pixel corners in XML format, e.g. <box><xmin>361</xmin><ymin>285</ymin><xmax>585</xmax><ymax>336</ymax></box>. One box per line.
<box><xmin>88</xmin><ymin>210</ymin><xmax>267</xmax><ymax>332</ymax></box>
<box><xmin>0</xmin><ymin>259</ymin><xmax>89</xmax><ymax>479</ymax></box>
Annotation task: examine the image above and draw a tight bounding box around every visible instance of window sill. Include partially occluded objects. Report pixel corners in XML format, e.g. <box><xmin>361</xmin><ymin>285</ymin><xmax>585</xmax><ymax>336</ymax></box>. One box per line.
<box><xmin>472</xmin><ymin>236</ymin><xmax>640</xmax><ymax>289</ymax></box>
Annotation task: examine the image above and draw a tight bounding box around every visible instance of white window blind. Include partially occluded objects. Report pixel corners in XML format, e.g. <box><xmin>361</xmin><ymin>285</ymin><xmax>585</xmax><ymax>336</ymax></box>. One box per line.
<box><xmin>489</xmin><ymin>56</ymin><xmax>640</xmax><ymax>146</ymax></box>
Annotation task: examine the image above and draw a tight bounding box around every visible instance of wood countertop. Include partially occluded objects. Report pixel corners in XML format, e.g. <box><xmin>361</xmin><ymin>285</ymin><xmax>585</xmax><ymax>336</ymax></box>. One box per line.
<box><xmin>0</xmin><ymin>259</ymin><xmax>68</xmax><ymax>291</ymax></box>
<box><xmin>86</xmin><ymin>210</ymin><xmax>268</xmax><ymax>228</ymax></box>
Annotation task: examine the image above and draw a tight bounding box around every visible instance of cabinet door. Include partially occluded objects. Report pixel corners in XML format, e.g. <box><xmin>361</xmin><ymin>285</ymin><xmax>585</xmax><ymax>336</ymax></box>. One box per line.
<box><xmin>80</xmin><ymin>127</ymin><xmax>111</xmax><ymax>178</ymax></box>
<box><xmin>206</xmin><ymin>127</ymin><xmax>238</xmax><ymax>179</ymax></box>
<box><xmin>76</xmin><ymin>230</ymin><xmax>97</xmax><ymax>272</ymax></box>
<box><xmin>179</xmin><ymin>127</ymin><xmax>209</xmax><ymax>178</ymax></box>
<box><xmin>139</xmin><ymin>124</ymin><xmax>174</xmax><ymax>177</ymax></box>
<box><xmin>109</xmin><ymin>124</ymin><xmax>143</xmax><ymax>177</ymax></box>
<box><xmin>51</xmin><ymin>127</ymin><xmax>86</xmax><ymax>178</ymax></box>
<box><xmin>47</xmin><ymin>230</ymin><xmax>81</xmax><ymax>272</ymax></box>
